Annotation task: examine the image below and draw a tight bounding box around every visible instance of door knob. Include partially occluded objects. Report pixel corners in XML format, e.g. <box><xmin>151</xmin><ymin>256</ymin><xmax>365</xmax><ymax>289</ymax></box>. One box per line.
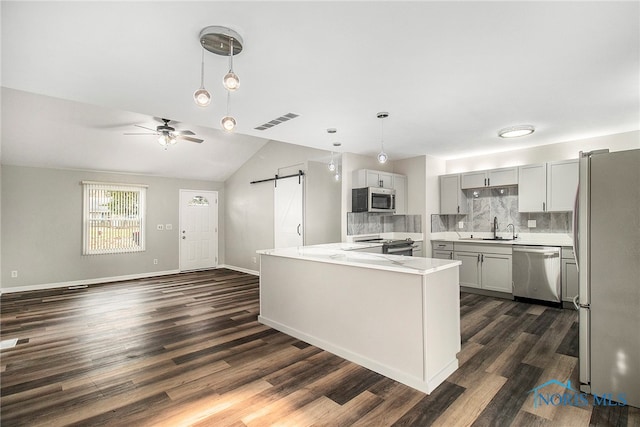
<box><xmin>182</xmin><ymin>236</ymin><xmax>186</xmax><ymax>239</ymax></box>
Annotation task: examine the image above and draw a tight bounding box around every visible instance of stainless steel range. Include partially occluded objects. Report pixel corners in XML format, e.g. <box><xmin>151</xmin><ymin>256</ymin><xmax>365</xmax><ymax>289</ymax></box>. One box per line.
<box><xmin>382</xmin><ymin>238</ymin><xmax>415</xmax><ymax>256</ymax></box>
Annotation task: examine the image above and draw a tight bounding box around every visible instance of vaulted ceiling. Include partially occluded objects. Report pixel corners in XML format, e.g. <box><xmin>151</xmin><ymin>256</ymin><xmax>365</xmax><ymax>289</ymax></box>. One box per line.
<box><xmin>2</xmin><ymin>1</ymin><xmax>638</xmax><ymax>181</ymax></box>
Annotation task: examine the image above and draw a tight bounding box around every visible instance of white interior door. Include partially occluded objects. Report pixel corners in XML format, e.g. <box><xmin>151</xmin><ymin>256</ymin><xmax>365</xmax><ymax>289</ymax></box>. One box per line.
<box><xmin>179</xmin><ymin>190</ymin><xmax>218</xmax><ymax>271</ymax></box>
<box><xmin>274</xmin><ymin>176</ymin><xmax>304</xmax><ymax>248</ymax></box>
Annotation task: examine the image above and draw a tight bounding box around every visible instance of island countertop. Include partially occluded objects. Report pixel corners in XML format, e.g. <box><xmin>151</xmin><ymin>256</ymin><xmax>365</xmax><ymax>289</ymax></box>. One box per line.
<box><xmin>257</xmin><ymin>243</ymin><xmax>461</xmax><ymax>276</ymax></box>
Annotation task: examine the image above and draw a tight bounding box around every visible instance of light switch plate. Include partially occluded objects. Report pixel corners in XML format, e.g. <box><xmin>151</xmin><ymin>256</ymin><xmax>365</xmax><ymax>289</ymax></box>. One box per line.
<box><xmin>528</xmin><ymin>220</ymin><xmax>537</xmax><ymax>228</ymax></box>
<box><xmin>458</xmin><ymin>221</ymin><xmax>464</xmax><ymax>229</ymax></box>
<box><xmin>157</xmin><ymin>224</ymin><xmax>164</xmax><ymax>231</ymax></box>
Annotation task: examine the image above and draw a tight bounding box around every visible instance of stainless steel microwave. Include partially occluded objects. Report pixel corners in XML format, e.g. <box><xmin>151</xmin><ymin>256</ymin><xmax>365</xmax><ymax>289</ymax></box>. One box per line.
<box><xmin>352</xmin><ymin>187</ymin><xmax>396</xmax><ymax>213</ymax></box>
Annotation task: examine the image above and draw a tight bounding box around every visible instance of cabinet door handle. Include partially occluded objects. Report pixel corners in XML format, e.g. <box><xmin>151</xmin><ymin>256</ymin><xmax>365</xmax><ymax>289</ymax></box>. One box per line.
<box><xmin>543</xmin><ymin>202</ymin><xmax>546</xmax><ymax>211</ymax></box>
<box><xmin>481</xmin><ymin>254</ymin><xmax>484</xmax><ymax>262</ymax></box>
<box><xmin>488</xmin><ymin>178</ymin><xmax>490</xmax><ymax>186</ymax></box>
<box><xmin>484</xmin><ymin>178</ymin><xmax>487</xmax><ymax>186</ymax></box>
<box><xmin>477</xmin><ymin>253</ymin><xmax>480</xmax><ymax>263</ymax></box>
<box><xmin>449</xmin><ymin>253</ymin><xmax>453</xmax><ymax>259</ymax></box>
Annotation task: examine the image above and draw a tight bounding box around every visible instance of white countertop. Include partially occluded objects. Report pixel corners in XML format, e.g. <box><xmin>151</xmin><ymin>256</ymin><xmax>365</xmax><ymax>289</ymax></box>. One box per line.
<box><xmin>430</xmin><ymin>232</ymin><xmax>573</xmax><ymax>247</ymax></box>
<box><xmin>257</xmin><ymin>243</ymin><xmax>460</xmax><ymax>276</ymax></box>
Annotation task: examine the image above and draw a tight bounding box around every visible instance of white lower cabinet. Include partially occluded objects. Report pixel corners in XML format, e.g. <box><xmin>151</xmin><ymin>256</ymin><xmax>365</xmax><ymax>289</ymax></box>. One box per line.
<box><xmin>562</xmin><ymin>247</ymin><xmax>578</xmax><ymax>303</ymax></box>
<box><xmin>454</xmin><ymin>243</ymin><xmax>513</xmax><ymax>294</ymax></box>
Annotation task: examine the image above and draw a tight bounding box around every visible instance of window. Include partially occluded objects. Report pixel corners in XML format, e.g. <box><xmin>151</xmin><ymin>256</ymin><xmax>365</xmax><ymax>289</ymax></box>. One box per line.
<box><xmin>82</xmin><ymin>181</ymin><xmax>147</xmax><ymax>255</ymax></box>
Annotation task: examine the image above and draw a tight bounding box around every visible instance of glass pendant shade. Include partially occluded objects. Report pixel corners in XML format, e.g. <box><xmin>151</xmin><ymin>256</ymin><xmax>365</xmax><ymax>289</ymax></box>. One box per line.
<box><xmin>334</xmin><ymin>170</ymin><xmax>341</xmax><ymax>181</ymax></box>
<box><xmin>328</xmin><ymin>160</ymin><xmax>336</xmax><ymax>172</ymax></box>
<box><xmin>377</xmin><ymin>151</ymin><xmax>388</xmax><ymax>164</ymax></box>
<box><xmin>221</xmin><ymin>115</ymin><xmax>237</xmax><ymax>132</ymax></box>
<box><xmin>194</xmin><ymin>48</ymin><xmax>211</xmax><ymax>107</ymax></box>
<box><xmin>223</xmin><ymin>71</ymin><xmax>240</xmax><ymax>91</ymax></box>
<box><xmin>158</xmin><ymin>133</ymin><xmax>176</xmax><ymax>146</ymax></box>
<box><xmin>193</xmin><ymin>88</ymin><xmax>211</xmax><ymax>107</ymax></box>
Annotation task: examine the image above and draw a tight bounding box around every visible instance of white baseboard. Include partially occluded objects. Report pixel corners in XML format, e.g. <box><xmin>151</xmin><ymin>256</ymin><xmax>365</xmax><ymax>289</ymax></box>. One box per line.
<box><xmin>220</xmin><ymin>264</ymin><xmax>259</xmax><ymax>276</ymax></box>
<box><xmin>0</xmin><ymin>270</ymin><xmax>180</xmax><ymax>294</ymax></box>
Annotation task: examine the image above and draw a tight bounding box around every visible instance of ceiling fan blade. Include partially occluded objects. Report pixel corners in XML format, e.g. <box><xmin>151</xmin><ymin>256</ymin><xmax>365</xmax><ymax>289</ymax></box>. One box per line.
<box><xmin>173</xmin><ymin>129</ymin><xmax>195</xmax><ymax>136</ymax></box>
<box><xmin>124</xmin><ymin>132</ymin><xmax>158</xmax><ymax>135</ymax></box>
<box><xmin>178</xmin><ymin>135</ymin><xmax>204</xmax><ymax>143</ymax></box>
<box><xmin>134</xmin><ymin>124</ymin><xmax>158</xmax><ymax>132</ymax></box>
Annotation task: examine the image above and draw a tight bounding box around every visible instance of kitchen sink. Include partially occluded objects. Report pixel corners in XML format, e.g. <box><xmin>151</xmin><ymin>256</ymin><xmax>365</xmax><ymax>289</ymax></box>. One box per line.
<box><xmin>458</xmin><ymin>237</ymin><xmax>516</xmax><ymax>241</ymax></box>
<box><xmin>482</xmin><ymin>237</ymin><xmax>515</xmax><ymax>241</ymax></box>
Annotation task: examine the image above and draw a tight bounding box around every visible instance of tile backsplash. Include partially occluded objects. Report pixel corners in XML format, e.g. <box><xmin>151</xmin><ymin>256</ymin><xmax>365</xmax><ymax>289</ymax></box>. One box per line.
<box><xmin>431</xmin><ymin>187</ymin><xmax>572</xmax><ymax>234</ymax></box>
<box><xmin>347</xmin><ymin>213</ymin><xmax>422</xmax><ymax>235</ymax></box>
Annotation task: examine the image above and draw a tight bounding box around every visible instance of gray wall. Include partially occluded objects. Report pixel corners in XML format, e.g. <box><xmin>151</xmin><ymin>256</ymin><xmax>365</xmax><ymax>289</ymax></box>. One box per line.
<box><xmin>1</xmin><ymin>165</ymin><xmax>223</xmax><ymax>289</ymax></box>
<box><xmin>224</xmin><ymin>140</ymin><xmax>341</xmax><ymax>272</ymax></box>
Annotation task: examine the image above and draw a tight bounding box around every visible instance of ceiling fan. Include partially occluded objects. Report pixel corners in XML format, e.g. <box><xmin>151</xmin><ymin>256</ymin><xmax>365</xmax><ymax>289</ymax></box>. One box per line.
<box><xmin>124</xmin><ymin>118</ymin><xmax>204</xmax><ymax>146</ymax></box>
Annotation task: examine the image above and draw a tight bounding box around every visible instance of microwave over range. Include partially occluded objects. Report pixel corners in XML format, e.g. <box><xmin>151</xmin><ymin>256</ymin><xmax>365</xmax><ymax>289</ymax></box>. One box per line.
<box><xmin>352</xmin><ymin>187</ymin><xmax>396</xmax><ymax>213</ymax></box>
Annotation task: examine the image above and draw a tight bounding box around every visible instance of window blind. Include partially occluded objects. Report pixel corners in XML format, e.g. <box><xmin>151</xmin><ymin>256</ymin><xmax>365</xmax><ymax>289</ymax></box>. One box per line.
<box><xmin>82</xmin><ymin>181</ymin><xmax>147</xmax><ymax>255</ymax></box>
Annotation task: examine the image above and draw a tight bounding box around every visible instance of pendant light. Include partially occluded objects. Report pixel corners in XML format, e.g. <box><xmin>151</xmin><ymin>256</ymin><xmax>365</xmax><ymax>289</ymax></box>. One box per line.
<box><xmin>327</xmin><ymin>128</ymin><xmax>337</xmax><ymax>172</ymax></box>
<box><xmin>376</xmin><ymin>112</ymin><xmax>389</xmax><ymax>164</ymax></box>
<box><xmin>223</xmin><ymin>38</ymin><xmax>240</xmax><ymax>91</ymax></box>
<box><xmin>197</xmin><ymin>25</ymin><xmax>244</xmax><ymax>128</ymax></box>
<box><xmin>193</xmin><ymin>47</ymin><xmax>211</xmax><ymax>107</ymax></box>
<box><xmin>221</xmin><ymin>91</ymin><xmax>236</xmax><ymax>132</ymax></box>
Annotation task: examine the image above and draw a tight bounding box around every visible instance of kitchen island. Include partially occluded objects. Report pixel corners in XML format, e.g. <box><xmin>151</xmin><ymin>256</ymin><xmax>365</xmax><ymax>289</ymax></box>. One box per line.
<box><xmin>257</xmin><ymin>243</ymin><xmax>461</xmax><ymax>394</ymax></box>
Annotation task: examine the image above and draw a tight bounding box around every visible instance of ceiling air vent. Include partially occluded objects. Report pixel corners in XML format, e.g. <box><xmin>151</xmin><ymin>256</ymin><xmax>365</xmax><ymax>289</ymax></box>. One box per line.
<box><xmin>254</xmin><ymin>113</ymin><xmax>300</xmax><ymax>131</ymax></box>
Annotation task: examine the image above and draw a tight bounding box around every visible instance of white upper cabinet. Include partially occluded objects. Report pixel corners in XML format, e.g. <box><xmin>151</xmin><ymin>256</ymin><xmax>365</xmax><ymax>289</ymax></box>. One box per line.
<box><xmin>518</xmin><ymin>160</ymin><xmax>578</xmax><ymax>212</ymax></box>
<box><xmin>440</xmin><ymin>174</ymin><xmax>469</xmax><ymax>215</ymax></box>
<box><xmin>461</xmin><ymin>167</ymin><xmax>518</xmax><ymax>189</ymax></box>
<box><xmin>393</xmin><ymin>174</ymin><xmax>407</xmax><ymax>214</ymax></box>
<box><xmin>352</xmin><ymin>169</ymin><xmax>407</xmax><ymax>213</ymax></box>
<box><xmin>353</xmin><ymin>169</ymin><xmax>394</xmax><ymax>189</ymax></box>
<box><xmin>518</xmin><ymin>164</ymin><xmax>547</xmax><ymax>212</ymax></box>
<box><xmin>547</xmin><ymin>159</ymin><xmax>579</xmax><ymax>212</ymax></box>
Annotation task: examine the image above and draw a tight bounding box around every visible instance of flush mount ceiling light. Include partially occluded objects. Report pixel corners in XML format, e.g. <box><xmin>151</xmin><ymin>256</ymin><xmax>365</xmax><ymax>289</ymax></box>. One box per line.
<box><xmin>498</xmin><ymin>124</ymin><xmax>535</xmax><ymax>138</ymax></box>
<box><xmin>376</xmin><ymin>112</ymin><xmax>389</xmax><ymax>164</ymax></box>
<box><xmin>198</xmin><ymin>26</ymin><xmax>244</xmax><ymax>131</ymax></box>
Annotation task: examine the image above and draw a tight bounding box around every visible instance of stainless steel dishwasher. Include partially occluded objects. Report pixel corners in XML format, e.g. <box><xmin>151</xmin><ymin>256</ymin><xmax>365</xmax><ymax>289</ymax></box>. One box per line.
<box><xmin>512</xmin><ymin>246</ymin><xmax>562</xmax><ymax>303</ymax></box>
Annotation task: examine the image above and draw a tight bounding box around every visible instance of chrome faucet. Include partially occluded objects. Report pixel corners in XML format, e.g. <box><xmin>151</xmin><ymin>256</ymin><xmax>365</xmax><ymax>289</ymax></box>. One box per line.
<box><xmin>493</xmin><ymin>217</ymin><xmax>498</xmax><ymax>238</ymax></box>
<box><xmin>506</xmin><ymin>223</ymin><xmax>516</xmax><ymax>240</ymax></box>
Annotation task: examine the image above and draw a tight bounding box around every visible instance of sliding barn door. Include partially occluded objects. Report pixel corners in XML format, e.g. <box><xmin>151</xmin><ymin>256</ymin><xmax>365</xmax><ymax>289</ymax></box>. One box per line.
<box><xmin>274</xmin><ymin>176</ymin><xmax>304</xmax><ymax>248</ymax></box>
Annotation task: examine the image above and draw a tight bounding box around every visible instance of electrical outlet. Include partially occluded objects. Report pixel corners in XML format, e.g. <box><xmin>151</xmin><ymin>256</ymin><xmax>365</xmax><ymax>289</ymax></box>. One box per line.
<box><xmin>251</xmin><ymin>257</ymin><xmax>257</xmax><ymax>264</ymax></box>
<box><xmin>11</xmin><ymin>270</ymin><xmax>18</xmax><ymax>278</ymax></box>
<box><xmin>153</xmin><ymin>259</ymin><xmax>158</xmax><ymax>265</ymax></box>
<box><xmin>528</xmin><ymin>220</ymin><xmax>537</xmax><ymax>228</ymax></box>
<box><xmin>157</xmin><ymin>224</ymin><xmax>164</xmax><ymax>231</ymax></box>
<box><xmin>165</xmin><ymin>224</ymin><xmax>173</xmax><ymax>230</ymax></box>
<box><xmin>458</xmin><ymin>221</ymin><xmax>464</xmax><ymax>229</ymax></box>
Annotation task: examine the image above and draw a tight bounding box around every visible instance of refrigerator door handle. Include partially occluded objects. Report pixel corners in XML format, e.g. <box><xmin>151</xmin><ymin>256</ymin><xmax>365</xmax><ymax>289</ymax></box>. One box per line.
<box><xmin>572</xmin><ymin>294</ymin><xmax>580</xmax><ymax>311</ymax></box>
<box><xmin>572</xmin><ymin>185</ymin><xmax>580</xmax><ymax>270</ymax></box>
<box><xmin>579</xmin><ymin>307</ymin><xmax>591</xmax><ymax>385</ymax></box>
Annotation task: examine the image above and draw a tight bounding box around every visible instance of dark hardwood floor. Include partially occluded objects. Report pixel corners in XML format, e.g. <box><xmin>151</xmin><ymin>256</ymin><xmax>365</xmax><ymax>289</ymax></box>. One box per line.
<box><xmin>1</xmin><ymin>269</ymin><xmax>638</xmax><ymax>426</ymax></box>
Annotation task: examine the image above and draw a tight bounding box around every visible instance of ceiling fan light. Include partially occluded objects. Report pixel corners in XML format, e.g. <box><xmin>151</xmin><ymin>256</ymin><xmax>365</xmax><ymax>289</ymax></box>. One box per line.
<box><xmin>328</xmin><ymin>159</ymin><xmax>336</xmax><ymax>172</ymax></box>
<box><xmin>498</xmin><ymin>124</ymin><xmax>535</xmax><ymax>138</ymax></box>
<box><xmin>377</xmin><ymin>151</ymin><xmax>388</xmax><ymax>164</ymax></box>
<box><xmin>193</xmin><ymin>88</ymin><xmax>211</xmax><ymax>107</ymax></box>
<box><xmin>221</xmin><ymin>115</ymin><xmax>237</xmax><ymax>132</ymax></box>
<box><xmin>223</xmin><ymin>71</ymin><xmax>240</xmax><ymax>91</ymax></box>
<box><xmin>158</xmin><ymin>134</ymin><xmax>171</xmax><ymax>146</ymax></box>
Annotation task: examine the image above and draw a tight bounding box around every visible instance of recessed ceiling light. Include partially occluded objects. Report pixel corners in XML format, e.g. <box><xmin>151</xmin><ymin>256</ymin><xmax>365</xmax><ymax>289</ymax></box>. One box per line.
<box><xmin>498</xmin><ymin>125</ymin><xmax>535</xmax><ymax>138</ymax></box>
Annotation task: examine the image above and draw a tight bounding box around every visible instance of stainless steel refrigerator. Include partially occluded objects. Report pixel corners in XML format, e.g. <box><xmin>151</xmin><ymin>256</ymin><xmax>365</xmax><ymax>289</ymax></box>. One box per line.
<box><xmin>574</xmin><ymin>148</ymin><xmax>640</xmax><ymax>408</ymax></box>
